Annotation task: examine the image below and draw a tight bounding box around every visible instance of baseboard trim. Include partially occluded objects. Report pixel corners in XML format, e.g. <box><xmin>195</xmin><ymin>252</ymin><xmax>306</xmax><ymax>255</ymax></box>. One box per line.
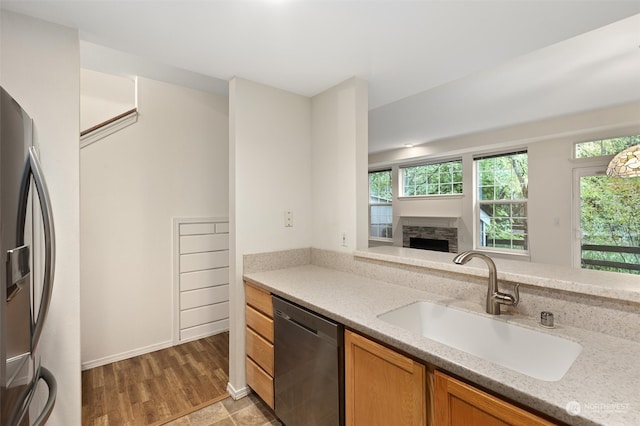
<box><xmin>81</xmin><ymin>339</ymin><xmax>174</xmax><ymax>370</ymax></box>
<box><xmin>226</xmin><ymin>382</ymin><xmax>251</xmax><ymax>400</ymax></box>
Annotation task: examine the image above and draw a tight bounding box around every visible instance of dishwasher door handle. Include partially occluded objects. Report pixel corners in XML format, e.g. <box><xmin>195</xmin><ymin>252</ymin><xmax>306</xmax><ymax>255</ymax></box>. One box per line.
<box><xmin>275</xmin><ymin>309</ymin><xmax>318</xmax><ymax>336</ymax></box>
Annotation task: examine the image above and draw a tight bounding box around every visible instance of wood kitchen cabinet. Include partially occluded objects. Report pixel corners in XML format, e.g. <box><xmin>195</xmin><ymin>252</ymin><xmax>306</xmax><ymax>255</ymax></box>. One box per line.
<box><xmin>345</xmin><ymin>329</ymin><xmax>427</xmax><ymax>426</ymax></box>
<box><xmin>244</xmin><ymin>282</ymin><xmax>275</xmax><ymax>409</ymax></box>
<box><xmin>434</xmin><ymin>370</ymin><xmax>556</xmax><ymax>426</ymax></box>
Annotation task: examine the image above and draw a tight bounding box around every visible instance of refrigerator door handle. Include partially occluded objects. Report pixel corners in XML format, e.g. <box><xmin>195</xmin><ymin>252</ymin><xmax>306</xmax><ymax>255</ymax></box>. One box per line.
<box><xmin>31</xmin><ymin>366</ymin><xmax>57</xmax><ymax>426</ymax></box>
<box><xmin>9</xmin><ymin>365</ymin><xmax>57</xmax><ymax>426</ymax></box>
<box><xmin>16</xmin><ymin>146</ymin><xmax>56</xmax><ymax>352</ymax></box>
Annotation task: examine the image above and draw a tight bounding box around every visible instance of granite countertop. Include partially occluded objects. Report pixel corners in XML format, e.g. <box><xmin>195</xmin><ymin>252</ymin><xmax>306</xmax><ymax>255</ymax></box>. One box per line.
<box><xmin>244</xmin><ymin>264</ymin><xmax>640</xmax><ymax>426</ymax></box>
<box><xmin>355</xmin><ymin>246</ymin><xmax>640</xmax><ymax>304</ymax></box>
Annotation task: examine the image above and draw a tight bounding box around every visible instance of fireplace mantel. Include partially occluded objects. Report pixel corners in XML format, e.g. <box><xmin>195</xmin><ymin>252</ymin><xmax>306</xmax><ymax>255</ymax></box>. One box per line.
<box><xmin>400</xmin><ymin>216</ymin><xmax>460</xmax><ymax>229</ymax></box>
<box><xmin>399</xmin><ymin>216</ymin><xmax>460</xmax><ymax>219</ymax></box>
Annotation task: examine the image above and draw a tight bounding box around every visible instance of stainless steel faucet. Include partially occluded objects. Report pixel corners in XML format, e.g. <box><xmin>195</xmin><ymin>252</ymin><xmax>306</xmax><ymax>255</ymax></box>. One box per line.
<box><xmin>453</xmin><ymin>251</ymin><xmax>520</xmax><ymax>315</ymax></box>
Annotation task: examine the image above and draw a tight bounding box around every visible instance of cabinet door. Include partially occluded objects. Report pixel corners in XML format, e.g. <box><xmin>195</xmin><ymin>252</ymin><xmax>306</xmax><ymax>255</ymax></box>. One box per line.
<box><xmin>345</xmin><ymin>330</ymin><xmax>426</xmax><ymax>426</ymax></box>
<box><xmin>434</xmin><ymin>371</ymin><xmax>557</xmax><ymax>426</ymax></box>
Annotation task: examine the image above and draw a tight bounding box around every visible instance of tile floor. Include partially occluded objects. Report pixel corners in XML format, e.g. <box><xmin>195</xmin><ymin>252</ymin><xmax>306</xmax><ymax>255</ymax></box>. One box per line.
<box><xmin>165</xmin><ymin>393</ymin><xmax>282</xmax><ymax>426</ymax></box>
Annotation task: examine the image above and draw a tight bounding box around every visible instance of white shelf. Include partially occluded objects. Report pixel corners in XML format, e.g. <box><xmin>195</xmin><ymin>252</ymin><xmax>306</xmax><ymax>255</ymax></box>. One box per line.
<box><xmin>400</xmin><ymin>216</ymin><xmax>460</xmax><ymax>227</ymax></box>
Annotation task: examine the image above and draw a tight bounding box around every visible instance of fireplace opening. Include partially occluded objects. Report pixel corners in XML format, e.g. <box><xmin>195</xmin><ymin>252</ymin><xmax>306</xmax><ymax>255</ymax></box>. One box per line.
<box><xmin>409</xmin><ymin>237</ymin><xmax>449</xmax><ymax>253</ymax></box>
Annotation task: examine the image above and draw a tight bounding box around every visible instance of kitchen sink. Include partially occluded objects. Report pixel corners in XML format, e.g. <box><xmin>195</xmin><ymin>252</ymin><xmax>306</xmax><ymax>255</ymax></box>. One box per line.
<box><xmin>378</xmin><ymin>301</ymin><xmax>582</xmax><ymax>381</ymax></box>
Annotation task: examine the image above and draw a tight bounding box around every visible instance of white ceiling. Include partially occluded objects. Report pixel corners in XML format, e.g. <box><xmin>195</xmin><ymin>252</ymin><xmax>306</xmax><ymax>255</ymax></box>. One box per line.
<box><xmin>3</xmin><ymin>1</ymin><xmax>640</xmax><ymax>153</ymax></box>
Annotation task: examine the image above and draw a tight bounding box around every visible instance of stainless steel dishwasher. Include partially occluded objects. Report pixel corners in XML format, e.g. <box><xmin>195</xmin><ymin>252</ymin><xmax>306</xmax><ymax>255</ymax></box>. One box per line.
<box><xmin>273</xmin><ymin>295</ymin><xmax>344</xmax><ymax>426</ymax></box>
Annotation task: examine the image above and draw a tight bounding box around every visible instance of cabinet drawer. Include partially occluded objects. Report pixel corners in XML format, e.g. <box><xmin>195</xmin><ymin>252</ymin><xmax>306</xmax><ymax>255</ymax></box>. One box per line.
<box><xmin>245</xmin><ymin>282</ymin><xmax>272</xmax><ymax>317</ymax></box>
<box><xmin>246</xmin><ymin>327</ymin><xmax>274</xmax><ymax>376</ymax></box>
<box><xmin>246</xmin><ymin>305</ymin><xmax>274</xmax><ymax>343</ymax></box>
<box><xmin>246</xmin><ymin>356</ymin><xmax>274</xmax><ymax>409</ymax></box>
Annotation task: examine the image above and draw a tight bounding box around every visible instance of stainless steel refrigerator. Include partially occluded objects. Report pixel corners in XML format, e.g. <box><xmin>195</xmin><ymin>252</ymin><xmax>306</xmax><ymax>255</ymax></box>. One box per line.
<box><xmin>1</xmin><ymin>87</ymin><xmax>57</xmax><ymax>425</ymax></box>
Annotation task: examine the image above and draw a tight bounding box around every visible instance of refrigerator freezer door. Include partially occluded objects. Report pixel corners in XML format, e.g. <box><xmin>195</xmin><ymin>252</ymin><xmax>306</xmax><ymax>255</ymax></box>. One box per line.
<box><xmin>1</xmin><ymin>87</ymin><xmax>57</xmax><ymax>425</ymax></box>
<box><xmin>1</xmin><ymin>87</ymin><xmax>35</xmax><ymax>425</ymax></box>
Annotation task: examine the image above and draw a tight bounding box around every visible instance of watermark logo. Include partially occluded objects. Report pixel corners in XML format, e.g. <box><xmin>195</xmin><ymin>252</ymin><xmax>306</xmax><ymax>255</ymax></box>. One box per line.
<box><xmin>566</xmin><ymin>400</ymin><xmax>630</xmax><ymax>416</ymax></box>
<box><xmin>566</xmin><ymin>401</ymin><xmax>581</xmax><ymax>416</ymax></box>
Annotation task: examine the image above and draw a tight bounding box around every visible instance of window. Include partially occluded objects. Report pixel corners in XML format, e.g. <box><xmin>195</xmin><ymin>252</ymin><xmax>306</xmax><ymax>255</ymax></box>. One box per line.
<box><xmin>401</xmin><ymin>159</ymin><xmax>463</xmax><ymax>197</ymax></box>
<box><xmin>475</xmin><ymin>151</ymin><xmax>528</xmax><ymax>252</ymax></box>
<box><xmin>575</xmin><ymin>135</ymin><xmax>640</xmax><ymax>159</ymax></box>
<box><xmin>575</xmin><ymin>167</ymin><xmax>640</xmax><ymax>275</ymax></box>
<box><xmin>369</xmin><ymin>170</ymin><xmax>392</xmax><ymax>239</ymax></box>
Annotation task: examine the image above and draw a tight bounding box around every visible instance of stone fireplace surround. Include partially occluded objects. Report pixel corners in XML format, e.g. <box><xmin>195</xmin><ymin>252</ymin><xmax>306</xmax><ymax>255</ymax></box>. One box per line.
<box><xmin>403</xmin><ymin>225</ymin><xmax>458</xmax><ymax>253</ymax></box>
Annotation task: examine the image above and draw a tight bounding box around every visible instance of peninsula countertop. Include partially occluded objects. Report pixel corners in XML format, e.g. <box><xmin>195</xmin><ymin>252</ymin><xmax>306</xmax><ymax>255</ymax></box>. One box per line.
<box><xmin>244</xmin><ymin>263</ymin><xmax>640</xmax><ymax>426</ymax></box>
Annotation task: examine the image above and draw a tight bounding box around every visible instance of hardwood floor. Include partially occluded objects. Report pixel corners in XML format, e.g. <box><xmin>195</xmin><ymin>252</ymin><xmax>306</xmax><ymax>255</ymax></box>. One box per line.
<box><xmin>82</xmin><ymin>332</ymin><xmax>230</xmax><ymax>425</ymax></box>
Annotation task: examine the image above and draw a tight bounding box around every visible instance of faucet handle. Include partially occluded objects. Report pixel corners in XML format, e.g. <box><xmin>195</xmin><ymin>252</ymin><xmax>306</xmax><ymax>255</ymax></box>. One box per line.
<box><xmin>512</xmin><ymin>283</ymin><xmax>520</xmax><ymax>306</ymax></box>
<box><xmin>493</xmin><ymin>283</ymin><xmax>520</xmax><ymax>307</ymax></box>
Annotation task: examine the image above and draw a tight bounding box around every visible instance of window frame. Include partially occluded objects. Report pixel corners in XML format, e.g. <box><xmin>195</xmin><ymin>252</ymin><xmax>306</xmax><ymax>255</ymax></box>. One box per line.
<box><xmin>368</xmin><ymin>169</ymin><xmax>393</xmax><ymax>241</ymax></box>
<box><xmin>572</xmin><ymin>165</ymin><xmax>603</xmax><ymax>269</ymax></box>
<box><xmin>573</xmin><ymin>134</ymin><xmax>640</xmax><ymax>160</ymax></box>
<box><xmin>473</xmin><ymin>150</ymin><xmax>529</xmax><ymax>255</ymax></box>
<box><xmin>572</xmin><ymin>164</ymin><xmax>640</xmax><ymax>275</ymax></box>
<box><xmin>398</xmin><ymin>158</ymin><xmax>464</xmax><ymax>199</ymax></box>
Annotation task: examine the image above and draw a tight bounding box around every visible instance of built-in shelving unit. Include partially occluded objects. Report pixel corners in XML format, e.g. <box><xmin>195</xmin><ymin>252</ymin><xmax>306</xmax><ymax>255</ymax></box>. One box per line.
<box><xmin>173</xmin><ymin>217</ymin><xmax>230</xmax><ymax>343</ymax></box>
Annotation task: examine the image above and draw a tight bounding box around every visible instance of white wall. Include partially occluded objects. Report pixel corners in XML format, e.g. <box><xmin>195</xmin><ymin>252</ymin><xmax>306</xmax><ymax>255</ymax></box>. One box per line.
<box><xmin>80</xmin><ymin>69</ymin><xmax>136</xmax><ymax>131</ymax></box>
<box><xmin>228</xmin><ymin>77</ymin><xmax>313</xmax><ymax>395</ymax></box>
<box><xmin>370</xmin><ymin>101</ymin><xmax>640</xmax><ymax>266</ymax></box>
<box><xmin>81</xmin><ymin>76</ymin><xmax>229</xmax><ymax>367</ymax></box>
<box><xmin>1</xmin><ymin>10</ymin><xmax>81</xmax><ymax>425</ymax></box>
<box><xmin>228</xmin><ymin>76</ymin><xmax>368</xmax><ymax>395</ymax></box>
<box><xmin>311</xmin><ymin>77</ymin><xmax>369</xmax><ymax>251</ymax></box>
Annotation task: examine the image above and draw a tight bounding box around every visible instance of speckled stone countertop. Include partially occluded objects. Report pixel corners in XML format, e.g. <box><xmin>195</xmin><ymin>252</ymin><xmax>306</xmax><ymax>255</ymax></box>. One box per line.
<box><xmin>244</xmin><ymin>264</ymin><xmax>640</xmax><ymax>426</ymax></box>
